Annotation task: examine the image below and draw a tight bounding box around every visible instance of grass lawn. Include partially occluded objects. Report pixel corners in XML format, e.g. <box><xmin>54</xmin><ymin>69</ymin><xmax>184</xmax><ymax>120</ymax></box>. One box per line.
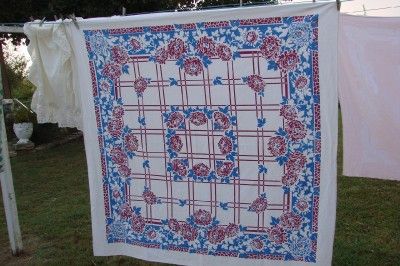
<box><xmin>0</xmin><ymin>127</ymin><xmax>399</xmax><ymax>265</ymax></box>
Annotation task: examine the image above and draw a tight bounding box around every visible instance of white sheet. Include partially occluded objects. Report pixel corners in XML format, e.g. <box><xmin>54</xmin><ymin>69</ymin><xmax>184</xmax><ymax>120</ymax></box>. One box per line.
<box><xmin>339</xmin><ymin>14</ymin><xmax>400</xmax><ymax>181</ymax></box>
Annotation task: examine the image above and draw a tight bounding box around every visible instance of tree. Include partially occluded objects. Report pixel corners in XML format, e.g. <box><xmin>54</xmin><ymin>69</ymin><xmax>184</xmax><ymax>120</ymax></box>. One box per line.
<box><xmin>1</xmin><ymin>0</ymin><xmax>276</xmax><ymax>43</ymax></box>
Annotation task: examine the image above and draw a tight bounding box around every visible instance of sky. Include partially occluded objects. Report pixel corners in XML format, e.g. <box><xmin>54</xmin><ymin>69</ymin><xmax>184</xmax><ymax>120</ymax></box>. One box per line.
<box><xmin>5</xmin><ymin>0</ymin><xmax>400</xmax><ymax>66</ymax></box>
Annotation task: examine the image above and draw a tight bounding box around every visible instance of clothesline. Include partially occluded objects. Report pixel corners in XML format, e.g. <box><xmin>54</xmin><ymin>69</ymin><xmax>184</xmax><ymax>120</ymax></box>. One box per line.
<box><xmin>0</xmin><ymin>0</ymin><xmax>351</xmax><ymax>29</ymax></box>
<box><xmin>348</xmin><ymin>5</ymin><xmax>400</xmax><ymax>14</ymax></box>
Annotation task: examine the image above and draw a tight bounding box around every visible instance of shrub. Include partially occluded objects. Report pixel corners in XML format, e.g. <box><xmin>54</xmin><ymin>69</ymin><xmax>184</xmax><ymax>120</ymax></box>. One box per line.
<box><xmin>13</xmin><ymin>106</ymin><xmax>36</xmax><ymax>123</ymax></box>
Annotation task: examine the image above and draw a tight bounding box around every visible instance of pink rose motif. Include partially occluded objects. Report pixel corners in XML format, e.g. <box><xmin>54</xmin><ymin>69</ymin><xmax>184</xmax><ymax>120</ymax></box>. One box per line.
<box><xmin>287</xmin><ymin>152</ymin><xmax>307</xmax><ymax>173</ymax></box>
<box><xmin>168</xmin><ymin>218</ymin><xmax>181</xmax><ymax>232</ymax></box>
<box><xmin>246</xmin><ymin>31</ymin><xmax>258</xmax><ymax>44</ymax></box>
<box><xmin>282</xmin><ymin>171</ymin><xmax>299</xmax><ymax>187</ymax></box>
<box><xmin>100</xmin><ymin>79</ymin><xmax>111</xmax><ymax>92</ymax></box>
<box><xmin>108</xmin><ymin>118</ymin><xmax>123</xmax><ymax>137</ymax></box>
<box><xmin>130</xmin><ymin>38</ymin><xmax>141</xmax><ymax>51</ymax></box>
<box><xmin>260</xmin><ymin>36</ymin><xmax>280</xmax><ymax>60</ymax></box>
<box><xmin>171</xmin><ymin>159</ymin><xmax>188</xmax><ymax>176</ymax></box>
<box><xmin>110</xmin><ymin>147</ymin><xmax>128</xmax><ymax>165</ymax></box>
<box><xmin>102</xmin><ymin>63</ymin><xmax>121</xmax><ymax>80</ymax></box>
<box><xmin>131</xmin><ymin>214</ymin><xmax>146</xmax><ymax>233</ymax></box>
<box><xmin>142</xmin><ymin>189</ymin><xmax>157</xmax><ymax>205</ymax></box>
<box><xmin>192</xmin><ymin>163</ymin><xmax>210</xmax><ymax>177</ymax></box>
<box><xmin>279</xmin><ymin>212</ymin><xmax>302</xmax><ymax>230</ymax></box>
<box><xmin>193</xmin><ymin>209</ymin><xmax>212</xmax><ymax>226</ymax></box>
<box><xmin>213</xmin><ymin>111</ymin><xmax>231</xmax><ymax>130</ymax></box>
<box><xmin>134</xmin><ymin>77</ymin><xmax>148</xmax><ymax>94</ymax></box>
<box><xmin>124</xmin><ymin>134</ymin><xmax>139</xmax><ymax>152</ymax></box>
<box><xmin>167</xmin><ymin>112</ymin><xmax>184</xmax><ymax>128</ymax></box>
<box><xmin>111</xmin><ymin>46</ymin><xmax>129</xmax><ymax>65</ymax></box>
<box><xmin>267</xmin><ymin>136</ymin><xmax>287</xmax><ymax>157</ymax></box>
<box><xmin>196</xmin><ymin>36</ymin><xmax>216</xmax><ymax>57</ymax></box>
<box><xmin>119</xmin><ymin>203</ymin><xmax>133</xmax><ymax>220</ymax></box>
<box><xmin>167</xmin><ymin>38</ymin><xmax>186</xmax><ymax>59</ymax></box>
<box><xmin>216</xmin><ymin>161</ymin><xmax>234</xmax><ymax>177</ymax></box>
<box><xmin>112</xmin><ymin>106</ymin><xmax>125</xmax><ymax>118</ymax></box>
<box><xmin>184</xmin><ymin>57</ymin><xmax>203</xmax><ymax>76</ymax></box>
<box><xmin>246</xmin><ymin>74</ymin><xmax>266</xmax><ymax>93</ymax></box>
<box><xmin>189</xmin><ymin>112</ymin><xmax>208</xmax><ymax>126</ymax></box>
<box><xmin>147</xmin><ymin>229</ymin><xmax>157</xmax><ymax>239</ymax></box>
<box><xmin>267</xmin><ymin>226</ymin><xmax>287</xmax><ymax>245</ymax></box>
<box><xmin>207</xmin><ymin>226</ymin><xmax>226</xmax><ymax>244</ymax></box>
<box><xmin>218</xmin><ymin>136</ymin><xmax>233</xmax><ymax>155</ymax></box>
<box><xmin>296</xmin><ymin>199</ymin><xmax>309</xmax><ymax>212</ymax></box>
<box><xmin>280</xmin><ymin>105</ymin><xmax>298</xmax><ymax>121</ymax></box>
<box><xmin>286</xmin><ymin>151</ymin><xmax>307</xmax><ymax>173</ymax></box>
<box><xmin>118</xmin><ymin>164</ymin><xmax>131</xmax><ymax>177</ymax></box>
<box><xmin>155</xmin><ymin>47</ymin><xmax>168</xmax><ymax>64</ymax></box>
<box><xmin>216</xmin><ymin>44</ymin><xmax>232</xmax><ymax>61</ymax></box>
<box><xmin>225</xmin><ymin>223</ymin><xmax>239</xmax><ymax>238</ymax></box>
<box><xmin>169</xmin><ymin>135</ymin><xmax>183</xmax><ymax>152</ymax></box>
<box><xmin>278</xmin><ymin>50</ymin><xmax>299</xmax><ymax>72</ymax></box>
<box><xmin>180</xmin><ymin>222</ymin><xmax>198</xmax><ymax>241</ymax></box>
<box><xmin>112</xmin><ymin>188</ymin><xmax>121</xmax><ymax>199</ymax></box>
<box><xmin>250</xmin><ymin>238</ymin><xmax>264</xmax><ymax>250</ymax></box>
<box><xmin>295</xmin><ymin>75</ymin><xmax>308</xmax><ymax>90</ymax></box>
<box><xmin>285</xmin><ymin>120</ymin><xmax>306</xmax><ymax>141</ymax></box>
<box><xmin>249</xmin><ymin>195</ymin><xmax>268</xmax><ymax>214</ymax></box>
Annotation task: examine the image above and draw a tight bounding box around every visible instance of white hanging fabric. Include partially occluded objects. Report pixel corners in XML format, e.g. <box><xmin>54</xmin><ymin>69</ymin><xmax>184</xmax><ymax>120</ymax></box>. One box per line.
<box><xmin>339</xmin><ymin>14</ymin><xmax>400</xmax><ymax>181</ymax></box>
<box><xmin>24</xmin><ymin>21</ymin><xmax>82</xmax><ymax>129</ymax></box>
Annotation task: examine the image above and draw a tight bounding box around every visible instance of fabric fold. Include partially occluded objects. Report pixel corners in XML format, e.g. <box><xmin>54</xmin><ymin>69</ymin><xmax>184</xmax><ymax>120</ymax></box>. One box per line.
<box><xmin>24</xmin><ymin>21</ymin><xmax>82</xmax><ymax>129</ymax></box>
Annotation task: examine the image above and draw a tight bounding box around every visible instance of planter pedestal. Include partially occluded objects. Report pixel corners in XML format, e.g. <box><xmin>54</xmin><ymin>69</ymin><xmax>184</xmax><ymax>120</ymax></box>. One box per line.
<box><xmin>13</xmin><ymin>122</ymin><xmax>34</xmax><ymax>151</ymax></box>
<box><xmin>14</xmin><ymin>141</ymin><xmax>34</xmax><ymax>151</ymax></box>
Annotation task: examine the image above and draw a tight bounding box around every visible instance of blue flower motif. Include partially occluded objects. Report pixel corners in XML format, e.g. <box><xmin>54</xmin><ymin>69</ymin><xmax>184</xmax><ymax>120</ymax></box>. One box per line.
<box><xmin>219</xmin><ymin>202</ymin><xmax>229</xmax><ymax>210</ymax></box>
<box><xmin>258</xmin><ymin>165</ymin><xmax>268</xmax><ymax>174</ymax></box>
<box><xmin>138</xmin><ymin>116</ymin><xmax>146</xmax><ymax>126</ymax></box>
<box><xmin>169</xmin><ymin>78</ymin><xmax>179</xmax><ymax>86</ymax></box>
<box><xmin>178</xmin><ymin>199</ymin><xmax>187</xmax><ymax>207</ymax></box>
<box><xmin>257</xmin><ymin>118</ymin><xmax>267</xmax><ymax>128</ymax></box>
<box><xmin>122</xmin><ymin>64</ymin><xmax>129</xmax><ymax>74</ymax></box>
<box><xmin>142</xmin><ymin>160</ymin><xmax>150</xmax><ymax>169</ymax></box>
<box><xmin>213</xmin><ymin>76</ymin><xmax>223</xmax><ymax>85</ymax></box>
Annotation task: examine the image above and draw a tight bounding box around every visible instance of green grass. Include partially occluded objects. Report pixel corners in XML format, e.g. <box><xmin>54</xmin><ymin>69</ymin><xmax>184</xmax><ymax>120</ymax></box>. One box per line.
<box><xmin>0</xmin><ymin>131</ymin><xmax>399</xmax><ymax>265</ymax></box>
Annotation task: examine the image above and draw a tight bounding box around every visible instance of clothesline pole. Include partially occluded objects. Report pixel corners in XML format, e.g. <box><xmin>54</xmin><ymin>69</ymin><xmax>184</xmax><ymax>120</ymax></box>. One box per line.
<box><xmin>0</xmin><ymin>62</ymin><xmax>23</xmax><ymax>256</ymax></box>
<box><xmin>0</xmin><ymin>41</ymin><xmax>12</xmax><ymax>99</ymax></box>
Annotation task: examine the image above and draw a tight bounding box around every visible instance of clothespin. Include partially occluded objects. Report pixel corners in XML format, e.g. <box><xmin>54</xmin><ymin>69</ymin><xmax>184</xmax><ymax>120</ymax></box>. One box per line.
<box><xmin>122</xmin><ymin>7</ymin><xmax>127</xmax><ymax>16</ymax></box>
<box><xmin>39</xmin><ymin>17</ymin><xmax>46</xmax><ymax>26</ymax></box>
<box><xmin>29</xmin><ymin>16</ymin><xmax>34</xmax><ymax>22</ymax></box>
<box><xmin>54</xmin><ymin>15</ymin><xmax>58</xmax><ymax>21</ymax></box>
<box><xmin>336</xmin><ymin>0</ymin><xmax>341</xmax><ymax>11</ymax></box>
<box><xmin>68</xmin><ymin>13</ymin><xmax>79</xmax><ymax>29</ymax></box>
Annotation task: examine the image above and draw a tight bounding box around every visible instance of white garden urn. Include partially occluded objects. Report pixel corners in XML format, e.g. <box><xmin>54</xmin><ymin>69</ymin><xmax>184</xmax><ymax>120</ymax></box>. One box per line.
<box><xmin>13</xmin><ymin>122</ymin><xmax>33</xmax><ymax>144</ymax></box>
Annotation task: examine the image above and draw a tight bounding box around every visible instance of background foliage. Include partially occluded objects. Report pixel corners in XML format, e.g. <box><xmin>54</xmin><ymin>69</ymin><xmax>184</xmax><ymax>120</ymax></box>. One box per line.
<box><xmin>0</xmin><ymin>0</ymin><xmax>277</xmax><ymax>43</ymax></box>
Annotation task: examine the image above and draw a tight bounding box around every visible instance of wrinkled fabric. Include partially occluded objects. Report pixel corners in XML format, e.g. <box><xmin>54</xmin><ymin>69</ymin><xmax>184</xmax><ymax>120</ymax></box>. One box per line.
<box><xmin>64</xmin><ymin>2</ymin><xmax>338</xmax><ymax>265</ymax></box>
<box><xmin>24</xmin><ymin>21</ymin><xmax>82</xmax><ymax>129</ymax></box>
<box><xmin>339</xmin><ymin>14</ymin><xmax>400</xmax><ymax>181</ymax></box>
